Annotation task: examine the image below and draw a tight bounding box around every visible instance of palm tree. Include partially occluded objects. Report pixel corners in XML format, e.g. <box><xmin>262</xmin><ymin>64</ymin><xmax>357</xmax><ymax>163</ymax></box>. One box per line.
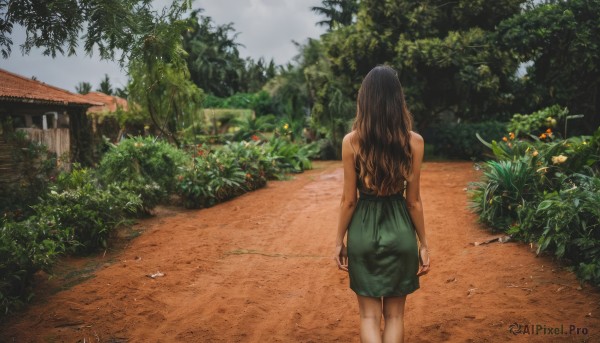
<box><xmin>96</xmin><ymin>74</ymin><xmax>113</xmax><ymax>95</ymax></box>
<box><xmin>75</xmin><ymin>81</ymin><xmax>92</xmax><ymax>94</ymax></box>
<box><xmin>311</xmin><ymin>0</ymin><xmax>358</xmax><ymax>31</ymax></box>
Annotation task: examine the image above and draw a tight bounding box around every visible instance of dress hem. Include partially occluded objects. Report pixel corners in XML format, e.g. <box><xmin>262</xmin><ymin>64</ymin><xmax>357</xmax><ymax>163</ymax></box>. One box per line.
<box><xmin>350</xmin><ymin>283</ymin><xmax>420</xmax><ymax>298</ymax></box>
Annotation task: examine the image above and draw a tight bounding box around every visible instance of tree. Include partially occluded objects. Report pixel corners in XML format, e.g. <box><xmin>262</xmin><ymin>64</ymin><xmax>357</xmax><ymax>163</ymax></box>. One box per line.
<box><xmin>322</xmin><ymin>0</ymin><xmax>526</xmax><ymax>128</ymax></box>
<box><xmin>241</xmin><ymin>57</ymin><xmax>277</xmax><ymax>93</ymax></box>
<box><xmin>0</xmin><ymin>0</ymin><xmax>175</xmax><ymax>62</ymax></box>
<box><xmin>96</xmin><ymin>74</ymin><xmax>113</xmax><ymax>95</ymax></box>
<box><xmin>182</xmin><ymin>11</ymin><xmax>275</xmax><ymax>97</ymax></box>
<box><xmin>311</xmin><ymin>0</ymin><xmax>359</xmax><ymax>31</ymax></box>
<box><xmin>75</xmin><ymin>81</ymin><xmax>92</xmax><ymax>94</ymax></box>
<box><xmin>114</xmin><ymin>86</ymin><xmax>128</xmax><ymax>99</ymax></box>
<box><xmin>497</xmin><ymin>0</ymin><xmax>600</xmax><ymax>133</ymax></box>
<box><xmin>127</xmin><ymin>2</ymin><xmax>203</xmax><ymax>146</ymax></box>
<box><xmin>182</xmin><ymin>11</ymin><xmax>245</xmax><ymax>97</ymax></box>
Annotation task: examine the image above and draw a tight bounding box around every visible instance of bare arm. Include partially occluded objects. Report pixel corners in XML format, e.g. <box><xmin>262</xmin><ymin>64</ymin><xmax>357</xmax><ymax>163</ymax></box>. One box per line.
<box><xmin>334</xmin><ymin>133</ymin><xmax>358</xmax><ymax>271</ymax></box>
<box><xmin>405</xmin><ymin>132</ymin><xmax>430</xmax><ymax>275</ymax></box>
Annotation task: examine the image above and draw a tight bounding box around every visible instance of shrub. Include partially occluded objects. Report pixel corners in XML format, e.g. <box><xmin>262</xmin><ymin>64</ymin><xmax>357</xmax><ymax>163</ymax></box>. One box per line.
<box><xmin>0</xmin><ymin>131</ymin><xmax>57</xmax><ymax>220</ymax></box>
<box><xmin>203</xmin><ymin>91</ymin><xmax>275</xmax><ymax>116</ymax></box>
<box><xmin>177</xmin><ymin>141</ymin><xmax>274</xmax><ymax>208</ymax></box>
<box><xmin>178</xmin><ymin>148</ymin><xmax>243</xmax><ymax>208</ymax></box>
<box><xmin>222</xmin><ymin>141</ymin><xmax>274</xmax><ymax>186</ymax></box>
<box><xmin>0</xmin><ymin>218</ymin><xmax>69</xmax><ymax>315</ymax></box>
<box><xmin>33</xmin><ymin>168</ymin><xmax>143</xmax><ymax>254</ymax></box>
<box><xmin>97</xmin><ymin>136</ymin><xmax>189</xmax><ymax>213</ymax></box>
<box><xmin>264</xmin><ymin>137</ymin><xmax>319</xmax><ymax>174</ymax></box>
<box><xmin>428</xmin><ymin>120</ymin><xmax>507</xmax><ymax>160</ymax></box>
<box><xmin>315</xmin><ymin>138</ymin><xmax>337</xmax><ymax>160</ymax></box>
<box><xmin>470</xmin><ymin>123</ymin><xmax>600</xmax><ymax>285</ymax></box>
<box><xmin>508</xmin><ymin>105</ymin><xmax>568</xmax><ymax>137</ymax></box>
<box><xmin>1</xmin><ymin>166</ymin><xmax>142</xmax><ymax>316</ymax></box>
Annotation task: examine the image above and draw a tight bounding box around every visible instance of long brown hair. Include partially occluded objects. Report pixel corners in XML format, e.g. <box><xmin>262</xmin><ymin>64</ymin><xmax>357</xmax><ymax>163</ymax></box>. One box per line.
<box><xmin>352</xmin><ymin>65</ymin><xmax>413</xmax><ymax>196</ymax></box>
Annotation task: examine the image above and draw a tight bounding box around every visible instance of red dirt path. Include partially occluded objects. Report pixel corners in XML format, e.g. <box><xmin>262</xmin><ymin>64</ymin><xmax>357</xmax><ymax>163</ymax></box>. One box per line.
<box><xmin>1</xmin><ymin>161</ymin><xmax>599</xmax><ymax>342</ymax></box>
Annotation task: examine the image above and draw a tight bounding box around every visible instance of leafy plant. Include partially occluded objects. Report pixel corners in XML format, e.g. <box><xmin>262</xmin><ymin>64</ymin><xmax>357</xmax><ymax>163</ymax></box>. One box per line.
<box><xmin>97</xmin><ymin>136</ymin><xmax>189</xmax><ymax>213</ymax></box>
<box><xmin>177</xmin><ymin>147</ymin><xmax>245</xmax><ymax>208</ymax></box>
<box><xmin>470</xmin><ymin>122</ymin><xmax>600</xmax><ymax>285</ymax></box>
<box><xmin>33</xmin><ymin>168</ymin><xmax>142</xmax><ymax>254</ymax></box>
<box><xmin>0</xmin><ymin>218</ymin><xmax>69</xmax><ymax>315</ymax></box>
<box><xmin>507</xmin><ymin>105</ymin><xmax>568</xmax><ymax>137</ymax></box>
<box><xmin>264</xmin><ymin>137</ymin><xmax>319</xmax><ymax>174</ymax></box>
<box><xmin>428</xmin><ymin>120</ymin><xmax>508</xmax><ymax>160</ymax></box>
<box><xmin>0</xmin><ymin>130</ymin><xmax>57</xmax><ymax>220</ymax></box>
<box><xmin>231</xmin><ymin>114</ymin><xmax>276</xmax><ymax>141</ymax></box>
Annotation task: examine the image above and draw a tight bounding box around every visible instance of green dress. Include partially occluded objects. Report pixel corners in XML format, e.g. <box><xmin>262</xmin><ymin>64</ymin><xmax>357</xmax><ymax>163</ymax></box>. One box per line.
<box><xmin>347</xmin><ymin>180</ymin><xmax>420</xmax><ymax>297</ymax></box>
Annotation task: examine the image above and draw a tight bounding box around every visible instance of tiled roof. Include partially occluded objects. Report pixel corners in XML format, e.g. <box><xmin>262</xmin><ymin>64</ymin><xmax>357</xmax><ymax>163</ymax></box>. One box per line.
<box><xmin>0</xmin><ymin>68</ymin><xmax>102</xmax><ymax>107</ymax></box>
<box><xmin>82</xmin><ymin>92</ymin><xmax>129</xmax><ymax>114</ymax></box>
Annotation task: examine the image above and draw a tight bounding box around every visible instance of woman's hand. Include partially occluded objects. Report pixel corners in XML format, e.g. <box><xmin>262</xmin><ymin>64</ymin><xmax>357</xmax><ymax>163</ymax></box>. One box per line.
<box><xmin>417</xmin><ymin>246</ymin><xmax>430</xmax><ymax>276</ymax></box>
<box><xmin>334</xmin><ymin>243</ymin><xmax>348</xmax><ymax>272</ymax></box>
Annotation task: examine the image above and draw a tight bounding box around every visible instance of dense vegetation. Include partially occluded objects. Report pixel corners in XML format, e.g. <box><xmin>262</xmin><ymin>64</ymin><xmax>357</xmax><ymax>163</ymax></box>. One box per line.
<box><xmin>2</xmin><ymin>0</ymin><xmax>600</xmax><ymax>319</ymax></box>
<box><xmin>469</xmin><ymin>108</ymin><xmax>600</xmax><ymax>286</ymax></box>
<box><xmin>0</xmin><ymin>133</ymin><xmax>317</xmax><ymax>316</ymax></box>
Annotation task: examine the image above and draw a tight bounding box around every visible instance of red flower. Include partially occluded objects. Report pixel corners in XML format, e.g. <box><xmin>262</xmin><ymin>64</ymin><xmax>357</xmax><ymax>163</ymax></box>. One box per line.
<box><xmin>251</xmin><ymin>135</ymin><xmax>260</xmax><ymax>141</ymax></box>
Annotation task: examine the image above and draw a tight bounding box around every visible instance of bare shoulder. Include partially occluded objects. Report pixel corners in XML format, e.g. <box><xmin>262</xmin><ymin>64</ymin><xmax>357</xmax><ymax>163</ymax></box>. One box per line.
<box><xmin>409</xmin><ymin>130</ymin><xmax>424</xmax><ymax>146</ymax></box>
<box><xmin>343</xmin><ymin>130</ymin><xmax>357</xmax><ymax>144</ymax></box>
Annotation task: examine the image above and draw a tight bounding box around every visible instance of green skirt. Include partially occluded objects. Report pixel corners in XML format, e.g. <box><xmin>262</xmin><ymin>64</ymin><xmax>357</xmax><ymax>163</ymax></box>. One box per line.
<box><xmin>347</xmin><ymin>192</ymin><xmax>420</xmax><ymax>297</ymax></box>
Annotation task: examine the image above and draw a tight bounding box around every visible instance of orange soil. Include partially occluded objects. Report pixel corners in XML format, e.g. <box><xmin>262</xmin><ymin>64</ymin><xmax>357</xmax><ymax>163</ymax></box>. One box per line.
<box><xmin>1</xmin><ymin>161</ymin><xmax>599</xmax><ymax>342</ymax></box>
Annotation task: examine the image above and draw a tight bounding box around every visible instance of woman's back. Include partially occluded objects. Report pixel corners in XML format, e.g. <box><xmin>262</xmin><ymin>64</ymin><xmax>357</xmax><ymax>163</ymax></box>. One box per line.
<box><xmin>333</xmin><ymin>65</ymin><xmax>429</xmax><ymax>342</ymax></box>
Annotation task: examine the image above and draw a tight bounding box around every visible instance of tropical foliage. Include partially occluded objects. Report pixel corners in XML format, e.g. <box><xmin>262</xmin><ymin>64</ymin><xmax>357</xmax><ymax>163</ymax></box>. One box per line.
<box><xmin>469</xmin><ymin>111</ymin><xmax>600</xmax><ymax>285</ymax></box>
<box><xmin>0</xmin><ymin>132</ymin><xmax>316</xmax><ymax>316</ymax></box>
<box><xmin>177</xmin><ymin>138</ymin><xmax>318</xmax><ymax>208</ymax></box>
<box><xmin>97</xmin><ymin>136</ymin><xmax>189</xmax><ymax>213</ymax></box>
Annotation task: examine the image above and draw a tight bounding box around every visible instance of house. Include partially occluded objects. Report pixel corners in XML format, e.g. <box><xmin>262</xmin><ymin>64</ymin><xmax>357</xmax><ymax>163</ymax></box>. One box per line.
<box><xmin>0</xmin><ymin>68</ymin><xmax>102</xmax><ymax>182</ymax></box>
<box><xmin>82</xmin><ymin>91</ymin><xmax>129</xmax><ymax>142</ymax></box>
<box><xmin>83</xmin><ymin>91</ymin><xmax>128</xmax><ymax>114</ymax></box>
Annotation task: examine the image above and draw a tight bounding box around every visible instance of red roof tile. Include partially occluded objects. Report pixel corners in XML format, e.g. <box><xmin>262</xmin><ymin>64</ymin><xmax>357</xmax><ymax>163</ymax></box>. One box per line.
<box><xmin>82</xmin><ymin>92</ymin><xmax>129</xmax><ymax>114</ymax></box>
<box><xmin>0</xmin><ymin>68</ymin><xmax>102</xmax><ymax>107</ymax></box>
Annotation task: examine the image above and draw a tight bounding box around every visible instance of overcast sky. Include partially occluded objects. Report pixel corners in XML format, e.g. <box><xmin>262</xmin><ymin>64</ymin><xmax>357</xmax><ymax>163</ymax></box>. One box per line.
<box><xmin>1</xmin><ymin>0</ymin><xmax>326</xmax><ymax>93</ymax></box>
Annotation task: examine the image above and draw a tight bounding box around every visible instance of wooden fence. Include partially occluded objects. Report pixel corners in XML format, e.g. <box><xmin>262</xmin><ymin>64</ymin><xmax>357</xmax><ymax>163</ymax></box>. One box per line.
<box><xmin>18</xmin><ymin>128</ymin><xmax>70</xmax><ymax>159</ymax></box>
<box><xmin>0</xmin><ymin>128</ymin><xmax>70</xmax><ymax>185</ymax></box>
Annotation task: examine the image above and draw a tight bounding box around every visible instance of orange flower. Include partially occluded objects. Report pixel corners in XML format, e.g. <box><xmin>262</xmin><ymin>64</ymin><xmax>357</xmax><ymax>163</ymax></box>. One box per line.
<box><xmin>502</xmin><ymin>136</ymin><xmax>508</xmax><ymax>142</ymax></box>
<box><xmin>251</xmin><ymin>135</ymin><xmax>260</xmax><ymax>141</ymax></box>
<box><xmin>546</xmin><ymin>128</ymin><xmax>552</xmax><ymax>133</ymax></box>
<box><xmin>539</xmin><ymin>133</ymin><xmax>547</xmax><ymax>139</ymax></box>
<box><xmin>246</xmin><ymin>173</ymin><xmax>252</xmax><ymax>179</ymax></box>
<box><xmin>509</xmin><ymin>132</ymin><xmax>515</xmax><ymax>140</ymax></box>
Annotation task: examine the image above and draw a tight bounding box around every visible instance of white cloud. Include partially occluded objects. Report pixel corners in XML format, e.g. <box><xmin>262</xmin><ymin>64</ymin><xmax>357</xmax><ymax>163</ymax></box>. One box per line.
<box><xmin>1</xmin><ymin>0</ymin><xmax>326</xmax><ymax>92</ymax></box>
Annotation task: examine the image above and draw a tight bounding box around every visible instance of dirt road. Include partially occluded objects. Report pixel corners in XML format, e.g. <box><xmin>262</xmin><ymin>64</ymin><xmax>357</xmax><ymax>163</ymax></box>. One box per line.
<box><xmin>1</xmin><ymin>161</ymin><xmax>599</xmax><ymax>342</ymax></box>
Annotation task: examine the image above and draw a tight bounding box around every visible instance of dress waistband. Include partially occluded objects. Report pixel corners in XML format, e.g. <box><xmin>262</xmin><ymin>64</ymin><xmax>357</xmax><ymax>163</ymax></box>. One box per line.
<box><xmin>358</xmin><ymin>191</ymin><xmax>405</xmax><ymax>201</ymax></box>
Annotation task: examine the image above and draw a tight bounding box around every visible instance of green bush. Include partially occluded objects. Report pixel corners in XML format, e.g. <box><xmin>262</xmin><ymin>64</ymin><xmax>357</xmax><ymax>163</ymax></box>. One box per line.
<box><xmin>315</xmin><ymin>138</ymin><xmax>337</xmax><ymax>160</ymax></box>
<box><xmin>34</xmin><ymin>168</ymin><xmax>143</xmax><ymax>254</ymax></box>
<box><xmin>0</xmin><ymin>131</ymin><xmax>57</xmax><ymax>220</ymax></box>
<box><xmin>97</xmin><ymin>136</ymin><xmax>189</xmax><ymax>213</ymax></box>
<box><xmin>508</xmin><ymin>105</ymin><xmax>568</xmax><ymax>137</ymax></box>
<box><xmin>0</xmin><ymin>168</ymin><xmax>142</xmax><ymax>316</ymax></box>
<box><xmin>203</xmin><ymin>91</ymin><xmax>275</xmax><ymax>116</ymax></box>
<box><xmin>428</xmin><ymin>121</ymin><xmax>507</xmax><ymax>160</ymax></box>
<box><xmin>264</xmin><ymin>137</ymin><xmax>319</xmax><ymax>174</ymax></box>
<box><xmin>222</xmin><ymin>141</ymin><xmax>277</xmax><ymax>184</ymax></box>
<box><xmin>0</xmin><ymin>218</ymin><xmax>70</xmax><ymax>315</ymax></box>
<box><xmin>469</xmin><ymin>123</ymin><xmax>600</xmax><ymax>285</ymax></box>
<box><xmin>180</xmin><ymin>150</ymin><xmax>245</xmax><ymax>208</ymax></box>
<box><xmin>177</xmin><ymin>141</ymin><xmax>274</xmax><ymax>208</ymax></box>
<box><xmin>176</xmin><ymin>138</ymin><xmax>318</xmax><ymax>209</ymax></box>
<box><xmin>231</xmin><ymin>114</ymin><xmax>276</xmax><ymax>142</ymax></box>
